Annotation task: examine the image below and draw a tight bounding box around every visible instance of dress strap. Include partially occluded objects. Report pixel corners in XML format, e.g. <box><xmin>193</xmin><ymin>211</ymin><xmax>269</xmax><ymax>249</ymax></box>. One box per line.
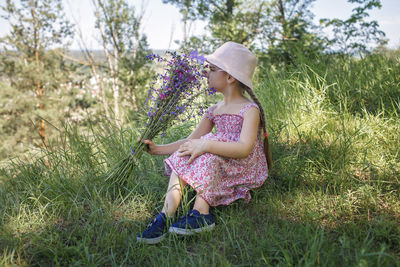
<box><xmin>206</xmin><ymin>104</ymin><xmax>218</xmax><ymax>121</ymax></box>
<box><xmin>238</xmin><ymin>102</ymin><xmax>259</xmax><ymax>117</ymax></box>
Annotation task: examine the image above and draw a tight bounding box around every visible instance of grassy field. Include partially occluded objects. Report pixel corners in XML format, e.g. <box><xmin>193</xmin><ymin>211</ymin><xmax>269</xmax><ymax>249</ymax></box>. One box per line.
<box><xmin>0</xmin><ymin>52</ymin><xmax>399</xmax><ymax>266</ymax></box>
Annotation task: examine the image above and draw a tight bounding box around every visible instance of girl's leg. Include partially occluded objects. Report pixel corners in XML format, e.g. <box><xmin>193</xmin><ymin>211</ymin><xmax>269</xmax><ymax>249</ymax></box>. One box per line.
<box><xmin>161</xmin><ymin>171</ymin><xmax>187</xmax><ymax>217</ymax></box>
<box><xmin>193</xmin><ymin>195</ymin><xmax>210</xmax><ymax>215</ymax></box>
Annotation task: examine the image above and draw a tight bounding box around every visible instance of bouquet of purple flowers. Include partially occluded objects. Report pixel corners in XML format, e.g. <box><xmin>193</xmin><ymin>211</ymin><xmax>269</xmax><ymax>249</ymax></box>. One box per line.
<box><xmin>105</xmin><ymin>51</ymin><xmax>213</xmax><ymax>184</ymax></box>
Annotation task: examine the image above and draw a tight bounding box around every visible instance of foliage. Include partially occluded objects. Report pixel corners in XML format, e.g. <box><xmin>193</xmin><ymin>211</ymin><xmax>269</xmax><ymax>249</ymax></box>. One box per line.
<box><xmin>93</xmin><ymin>0</ymin><xmax>153</xmax><ymax>120</ymax></box>
<box><xmin>164</xmin><ymin>0</ymin><xmax>386</xmax><ymax>65</ymax></box>
<box><xmin>260</xmin><ymin>0</ymin><xmax>327</xmax><ymax>66</ymax></box>
<box><xmin>0</xmin><ymin>0</ymin><xmax>73</xmax><ymax>92</ymax></box>
<box><xmin>164</xmin><ymin>0</ymin><xmax>271</xmax><ymax>53</ymax></box>
<box><xmin>165</xmin><ymin>0</ymin><xmax>329</xmax><ymax>66</ymax></box>
<box><xmin>0</xmin><ymin>0</ymin><xmax>75</xmax><ymax>146</ymax></box>
<box><xmin>320</xmin><ymin>0</ymin><xmax>386</xmax><ymax>54</ymax></box>
<box><xmin>0</xmin><ymin>78</ymin><xmax>102</xmax><ymax>162</ymax></box>
<box><xmin>0</xmin><ymin>48</ymin><xmax>72</xmax><ymax>93</ymax></box>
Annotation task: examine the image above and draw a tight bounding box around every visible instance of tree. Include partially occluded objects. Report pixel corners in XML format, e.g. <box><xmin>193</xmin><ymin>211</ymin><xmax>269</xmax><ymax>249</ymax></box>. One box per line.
<box><xmin>262</xmin><ymin>0</ymin><xmax>327</xmax><ymax>65</ymax></box>
<box><xmin>0</xmin><ymin>0</ymin><xmax>73</xmax><ymax>146</ymax></box>
<box><xmin>163</xmin><ymin>0</ymin><xmax>269</xmax><ymax>53</ymax></box>
<box><xmin>320</xmin><ymin>0</ymin><xmax>386</xmax><ymax>54</ymax></box>
<box><xmin>92</xmin><ymin>0</ymin><xmax>152</xmax><ymax>125</ymax></box>
<box><xmin>164</xmin><ymin>0</ymin><xmax>326</xmax><ymax>65</ymax></box>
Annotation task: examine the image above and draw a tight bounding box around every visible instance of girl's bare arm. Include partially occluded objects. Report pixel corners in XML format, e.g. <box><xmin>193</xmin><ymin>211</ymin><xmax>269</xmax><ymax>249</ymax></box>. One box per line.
<box><xmin>177</xmin><ymin>107</ymin><xmax>261</xmax><ymax>164</ymax></box>
<box><xmin>143</xmin><ymin>114</ymin><xmax>214</xmax><ymax>155</ymax></box>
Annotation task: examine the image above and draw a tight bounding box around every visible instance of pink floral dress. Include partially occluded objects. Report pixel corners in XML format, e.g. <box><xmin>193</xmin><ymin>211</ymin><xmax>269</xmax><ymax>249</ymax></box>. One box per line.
<box><xmin>164</xmin><ymin>102</ymin><xmax>269</xmax><ymax>206</ymax></box>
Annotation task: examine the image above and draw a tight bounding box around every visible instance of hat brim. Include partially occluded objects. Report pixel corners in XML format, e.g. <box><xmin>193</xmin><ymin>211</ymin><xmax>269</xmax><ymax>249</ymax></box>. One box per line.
<box><xmin>205</xmin><ymin>55</ymin><xmax>253</xmax><ymax>89</ymax></box>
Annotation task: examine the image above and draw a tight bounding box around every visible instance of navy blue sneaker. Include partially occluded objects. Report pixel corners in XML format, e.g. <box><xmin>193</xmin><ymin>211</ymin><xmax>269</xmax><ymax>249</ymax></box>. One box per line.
<box><xmin>137</xmin><ymin>212</ymin><xmax>169</xmax><ymax>244</ymax></box>
<box><xmin>169</xmin><ymin>209</ymin><xmax>215</xmax><ymax>235</ymax></box>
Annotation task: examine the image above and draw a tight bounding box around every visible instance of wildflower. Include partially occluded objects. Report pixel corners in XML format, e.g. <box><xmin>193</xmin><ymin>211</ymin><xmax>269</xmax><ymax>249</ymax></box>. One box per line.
<box><xmin>105</xmin><ymin>51</ymin><xmax>210</xmax><ymax>185</ymax></box>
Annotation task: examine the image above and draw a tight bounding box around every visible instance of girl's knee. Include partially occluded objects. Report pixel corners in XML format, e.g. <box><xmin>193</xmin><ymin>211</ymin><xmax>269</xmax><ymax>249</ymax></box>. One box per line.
<box><xmin>170</xmin><ymin>171</ymin><xmax>187</xmax><ymax>188</ymax></box>
<box><xmin>168</xmin><ymin>173</ymin><xmax>187</xmax><ymax>193</ymax></box>
<box><xmin>170</xmin><ymin>179</ymin><xmax>187</xmax><ymax>193</ymax></box>
<box><xmin>179</xmin><ymin>177</ymin><xmax>187</xmax><ymax>188</ymax></box>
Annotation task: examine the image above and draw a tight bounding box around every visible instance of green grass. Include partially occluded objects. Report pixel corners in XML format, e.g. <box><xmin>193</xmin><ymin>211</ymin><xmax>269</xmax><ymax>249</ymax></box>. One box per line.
<box><xmin>0</xmin><ymin>52</ymin><xmax>399</xmax><ymax>266</ymax></box>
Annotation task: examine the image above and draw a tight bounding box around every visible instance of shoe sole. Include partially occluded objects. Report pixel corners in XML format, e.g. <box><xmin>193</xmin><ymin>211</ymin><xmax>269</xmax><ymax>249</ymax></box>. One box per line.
<box><xmin>136</xmin><ymin>233</ymin><xmax>167</xmax><ymax>244</ymax></box>
<box><xmin>169</xmin><ymin>223</ymin><xmax>215</xmax><ymax>235</ymax></box>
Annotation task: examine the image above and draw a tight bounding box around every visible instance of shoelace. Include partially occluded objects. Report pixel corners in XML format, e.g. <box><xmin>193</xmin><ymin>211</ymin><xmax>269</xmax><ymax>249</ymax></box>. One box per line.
<box><xmin>147</xmin><ymin>217</ymin><xmax>157</xmax><ymax>228</ymax></box>
<box><xmin>178</xmin><ymin>212</ymin><xmax>194</xmax><ymax>221</ymax></box>
<box><xmin>176</xmin><ymin>211</ymin><xmax>199</xmax><ymax>224</ymax></box>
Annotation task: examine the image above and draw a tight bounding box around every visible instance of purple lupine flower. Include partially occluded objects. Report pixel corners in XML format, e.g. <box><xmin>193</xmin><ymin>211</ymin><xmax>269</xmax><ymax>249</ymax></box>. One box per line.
<box><xmin>189</xmin><ymin>50</ymin><xmax>206</xmax><ymax>64</ymax></box>
<box><xmin>208</xmin><ymin>87</ymin><xmax>216</xmax><ymax>95</ymax></box>
<box><xmin>120</xmin><ymin>50</ymin><xmax>211</xmax><ymax>170</ymax></box>
<box><xmin>189</xmin><ymin>51</ymin><xmax>198</xmax><ymax>59</ymax></box>
<box><xmin>197</xmin><ymin>54</ymin><xmax>206</xmax><ymax>64</ymax></box>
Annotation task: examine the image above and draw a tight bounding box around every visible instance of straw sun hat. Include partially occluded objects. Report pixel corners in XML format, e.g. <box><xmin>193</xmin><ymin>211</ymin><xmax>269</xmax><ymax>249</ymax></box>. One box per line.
<box><xmin>205</xmin><ymin>41</ymin><xmax>257</xmax><ymax>89</ymax></box>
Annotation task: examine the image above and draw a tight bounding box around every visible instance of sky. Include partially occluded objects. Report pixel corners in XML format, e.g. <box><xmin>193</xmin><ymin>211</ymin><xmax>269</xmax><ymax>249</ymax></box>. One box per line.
<box><xmin>0</xmin><ymin>0</ymin><xmax>399</xmax><ymax>50</ymax></box>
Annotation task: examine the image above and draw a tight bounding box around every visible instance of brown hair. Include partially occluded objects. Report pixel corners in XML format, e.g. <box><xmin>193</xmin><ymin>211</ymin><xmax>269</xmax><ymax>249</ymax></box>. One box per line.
<box><xmin>239</xmin><ymin>82</ymin><xmax>272</xmax><ymax>170</ymax></box>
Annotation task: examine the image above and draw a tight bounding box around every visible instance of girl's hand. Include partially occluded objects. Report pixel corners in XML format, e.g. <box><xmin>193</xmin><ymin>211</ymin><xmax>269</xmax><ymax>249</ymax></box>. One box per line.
<box><xmin>177</xmin><ymin>139</ymin><xmax>208</xmax><ymax>164</ymax></box>
<box><xmin>137</xmin><ymin>137</ymin><xmax>157</xmax><ymax>155</ymax></box>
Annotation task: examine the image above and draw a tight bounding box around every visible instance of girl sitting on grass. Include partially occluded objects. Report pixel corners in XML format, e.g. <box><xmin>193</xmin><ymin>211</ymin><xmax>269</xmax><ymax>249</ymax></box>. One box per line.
<box><xmin>137</xmin><ymin>41</ymin><xmax>272</xmax><ymax>244</ymax></box>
